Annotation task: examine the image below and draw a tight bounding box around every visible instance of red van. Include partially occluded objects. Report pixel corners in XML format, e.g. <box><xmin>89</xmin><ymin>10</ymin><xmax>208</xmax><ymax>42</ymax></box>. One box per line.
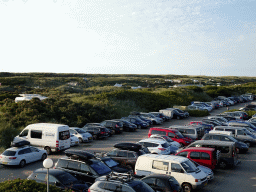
<box><xmin>176</xmin><ymin>147</ymin><xmax>218</xmax><ymax>170</ymax></box>
<box><xmin>148</xmin><ymin>127</ymin><xmax>193</xmax><ymax>147</ymax></box>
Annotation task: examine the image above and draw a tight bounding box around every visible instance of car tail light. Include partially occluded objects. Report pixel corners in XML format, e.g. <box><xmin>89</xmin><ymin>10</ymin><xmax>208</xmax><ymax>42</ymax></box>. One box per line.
<box><xmin>88</xmin><ymin>189</ymin><xmax>91</xmax><ymax>192</ymax></box>
<box><xmin>0</xmin><ymin>155</ymin><xmax>2</xmax><ymax>158</ymax></box>
<box><xmin>101</xmin><ymin>131</ymin><xmax>105</xmax><ymax>134</ymax></box>
<box><xmin>9</xmin><ymin>157</ymin><xmax>17</xmax><ymax>159</ymax></box>
<box><xmin>232</xmin><ymin>151</ymin><xmax>235</xmax><ymax>157</ymax></box>
<box><xmin>158</xmin><ymin>148</ymin><xmax>165</xmax><ymax>151</ymax></box>
<box><xmin>195</xmin><ymin>179</ymin><xmax>198</xmax><ymax>182</ymax></box>
<box><xmin>56</xmin><ymin>140</ymin><xmax>59</xmax><ymax>147</ymax></box>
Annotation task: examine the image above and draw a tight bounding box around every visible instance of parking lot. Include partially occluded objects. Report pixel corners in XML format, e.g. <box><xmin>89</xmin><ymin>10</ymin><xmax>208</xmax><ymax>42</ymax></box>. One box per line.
<box><xmin>1</xmin><ymin>102</ymin><xmax>256</xmax><ymax>191</ymax></box>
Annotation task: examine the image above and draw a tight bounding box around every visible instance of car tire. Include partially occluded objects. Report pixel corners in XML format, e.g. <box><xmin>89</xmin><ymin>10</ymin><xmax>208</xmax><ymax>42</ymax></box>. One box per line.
<box><xmin>41</xmin><ymin>153</ymin><xmax>47</xmax><ymax>161</ymax></box>
<box><xmin>236</xmin><ymin>148</ymin><xmax>240</xmax><ymax>154</ymax></box>
<box><xmin>177</xmin><ymin>116</ymin><xmax>180</xmax><ymax>120</ymax></box>
<box><xmin>79</xmin><ymin>138</ymin><xmax>83</xmax><ymax>143</ymax></box>
<box><xmin>245</xmin><ymin>142</ymin><xmax>250</xmax><ymax>147</ymax></box>
<box><xmin>182</xmin><ymin>183</ymin><xmax>192</xmax><ymax>192</ymax></box>
<box><xmin>93</xmin><ymin>135</ymin><xmax>98</xmax><ymax>140</ymax></box>
<box><xmin>127</xmin><ymin>165</ymin><xmax>134</xmax><ymax>174</ymax></box>
<box><xmin>219</xmin><ymin>161</ymin><xmax>227</xmax><ymax>169</ymax></box>
<box><xmin>19</xmin><ymin>160</ymin><xmax>26</xmax><ymax>168</ymax></box>
<box><xmin>45</xmin><ymin>147</ymin><xmax>52</xmax><ymax>155</ymax></box>
<box><xmin>137</xmin><ymin>125</ymin><xmax>141</xmax><ymax>129</ymax></box>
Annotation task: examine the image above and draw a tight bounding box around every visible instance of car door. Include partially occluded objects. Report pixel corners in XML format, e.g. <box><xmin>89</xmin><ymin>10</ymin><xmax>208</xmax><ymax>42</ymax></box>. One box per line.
<box><xmin>21</xmin><ymin>148</ymin><xmax>35</xmax><ymax>163</ymax></box>
<box><xmin>170</xmin><ymin>163</ymin><xmax>185</xmax><ymax>184</ymax></box>
<box><xmin>30</xmin><ymin>146</ymin><xmax>43</xmax><ymax>161</ymax></box>
<box><xmin>189</xmin><ymin>152</ymin><xmax>203</xmax><ymax>166</ymax></box>
<box><xmin>151</xmin><ymin>160</ymin><xmax>170</xmax><ymax>175</ymax></box>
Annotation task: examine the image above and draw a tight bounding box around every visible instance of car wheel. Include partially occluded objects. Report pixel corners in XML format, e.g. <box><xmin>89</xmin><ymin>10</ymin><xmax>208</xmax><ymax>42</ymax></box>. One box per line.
<box><xmin>79</xmin><ymin>138</ymin><xmax>83</xmax><ymax>143</ymax></box>
<box><xmin>219</xmin><ymin>161</ymin><xmax>227</xmax><ymax>169</ymax></box>
<box><xmin>126</xmin><ymin>165</ymin><xmax>134</xmax><ymax>174</ymax></box>
<box><xmin>41</xmin><ymin>153</ymin><xmax>47</xmax><ymax>161</ymax></box>
<box><xmin>137</xmin><ymin>125</ymin><xmax>141</xmax><ymax>129</ymax></box>
<box><xmin>177</xmin><ymin>116</ymin><xmax>180</xmax><ymax>120</ymax></box>
<box><xmin>182</xmin><ymin>183</ymin><xmax>192</xmax><ymax>192</ymax></box>
<box><xmin>45</xmin><ymin>147</ymin><xmax>51</xmax><ymax>155</ymax></box>
<box><xmin>19</xmin><ymin>160</ymin><xmax>26</xmax><ymax>168</ymax></box>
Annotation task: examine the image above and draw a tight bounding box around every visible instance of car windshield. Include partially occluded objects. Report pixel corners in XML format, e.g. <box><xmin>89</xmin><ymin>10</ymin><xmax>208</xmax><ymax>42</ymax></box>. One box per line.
<box><xmin>228</xmin><ymin>136</ymin><xmax>237</xmax><ymax>142</ymax></box>
<box><xmin>2</xmin><ymin>150</ymin><xmax>16</xmax><ymax>156</ymax></box>
<box><xmin>55</xmin><ymin>172</ymin><xmax>78</xmax><ymax>185</ymax></box>
<box><xmin>163</xmin><ymin>136</ymin><xmax>174</xmax><ymax>142</ymax></box>
<box><xmin>176</xmin><ymin>132</ymin><xmax>184</xmax><ymax>138</ymax></box>
<box><xmin>103</xmin><ymin>158</ymin><xmax>119</xmax><ymax>168</ymax></box>
<box><xmin>181</xmin><ymin>160</ymin><xmax>197</xmax><ymax>173</ymax></box>
<box><xmin>90</xmin><ymin>160</ymin><xmax>111</xmax><ymax>175</ymax></box>
<box><xmin>247</xmin><ymin>122</ymin><xmax>256</xmax><ymax>129</ymax></box>
<box><xmin>75</xmin><ymin>129</ymin><xmax>86</xmax><ymax>134</ymax></box>
<box><xmin>129</xmin><ymin>180</ymin><xmax>154</xmax><ymax>192</ymax></box>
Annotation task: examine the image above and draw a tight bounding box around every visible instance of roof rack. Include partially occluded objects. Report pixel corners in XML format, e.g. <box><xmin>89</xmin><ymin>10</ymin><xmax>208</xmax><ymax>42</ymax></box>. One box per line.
<box><xmin>106</xmin><ymin>172</ymin><xmax>134</xmax><ymax>183</ymax></box>
<box><xmin>11</xmin><ymin>140</ymin><xmax>30</xmax><ymax>147</ymax></box>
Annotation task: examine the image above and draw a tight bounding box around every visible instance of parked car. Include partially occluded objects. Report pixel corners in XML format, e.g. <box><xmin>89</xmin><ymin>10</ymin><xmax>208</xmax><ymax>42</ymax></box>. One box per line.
<box><xmin>173</xmin><ymin>108</ymin><xmax>189</xmax><ymax>118</ymax></box>
<box><xmin>165</xmin><ymin>108</ymin><xmax>186</xmax><ymax>119</ymax></box>
<box><xmin>141</xmin><ymin>174</ymin><xmax>182</xmax><ymax>192</ymax></box>
<box><xmin>0</xmin><ymin>141</ymin><xmax>47</xmax><ymax>168</ymax></box>
<box><xmin>149</xmin><ymin>112</ymin><xmax>168</xmax><ymax>121</ymax></box>
<box><xmin>89</xmin><ymin>172</ymin><xmax>154</xmax><ymax>192</ymax></box>
<box><xmin>169</xmin><ymin>125</ymin><xmax>203</xmax><ymax>140</ymax></box>
<box><xmin>82</xmin><ymin>126</ymin><xmax>109</xmax><ymax>140</ymax></box>
<box><xmin>112</xmin><ymin>119</ymin><xmax>137</xmax><ymax>132</ymax></box>
<box><xmin>216</xmin><ymin>114</ymin><xmax>236</xmax><ymax>121</ymax></box>
<box><xmin>83</xmin><ymin>123</ymin><xmax>114</xmax><ymax>136</ymax></box>
<box><xmin>137</xmin><ymin>138</ymin><xmax>172</xmax><ymax>155</ymax></box>
<box><xmin>176</xmin><ymin>147</ymin><xmax>218</xmax><ymax>170</ymax></box>
<box><xmin>149</xmin><ymin>134</ymin><xmax>181</xmax><ymax>148</ymax></box>
<box><xmin>129</xmin><ymin>115</ymin><xmax>152</xmax><ymax>126</ymax></box>
<box><xmin>100</xmin><ymin>120</ymin><xmax>124</xmax><ymax>134</ymax></box>
<box><xmin>69</xmin><ymin>127</ymin><xmax>93</xmax><ymax>143</ymax></box>
<box><xmin>208</xmin><ymin>116</ymin><xmax>229</xmax><ymax>126</ymax></box>
<box><xmin>139</xmin><ymin>112</ymin><xmax>164</xmax><ymax>124</ymax></box>
<box><xmin>54</xmin><ymin>150</ymin><xmax>112</xmax><ymax>184</ymax></box>
<box><xmin>148</xmin><ymin>127</ymin><xmax>193</xmax><ymax>147</ymax></box>
<box><xmin>190</xmin><ymin>159</ymin><xmax>214</xmax><ymax>181</ymax></box>
<box><xmin>121</xmin><ymin>117</ymin><xmax>148</xmax><ymax>129</ymax></box>
<box><xmin>27</xmin><ymin>168</ymin><xmax>89</xmax><ymax>192</ymax></box>
<box><xmin>204</xmin><ymin>131</ymin><xmax>249</xmax><ymax>153</ymax></box>
<box><xmin>70</xmin><ymin>134</ymin><xmax>80</xmax><ymax>146</ymax></box>
<box><xmin>106</xmin><ymin>143</ymin><xmax>147</xmax><ymax>171</ymax></box>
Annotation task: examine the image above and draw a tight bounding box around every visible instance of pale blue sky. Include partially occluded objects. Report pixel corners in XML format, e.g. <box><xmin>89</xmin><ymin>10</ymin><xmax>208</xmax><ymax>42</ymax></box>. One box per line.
<box><xmin>0</xmin><ymin>0</ymin><xmax>255</xmax><ymax>76</ymax></box>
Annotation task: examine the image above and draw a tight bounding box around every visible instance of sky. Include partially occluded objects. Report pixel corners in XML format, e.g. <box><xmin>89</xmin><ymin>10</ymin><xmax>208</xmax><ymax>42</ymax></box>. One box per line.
<box><xmin>0</xmin><ymin>0</ymin><xmax>256</xmax><ymax>76</ymax></box>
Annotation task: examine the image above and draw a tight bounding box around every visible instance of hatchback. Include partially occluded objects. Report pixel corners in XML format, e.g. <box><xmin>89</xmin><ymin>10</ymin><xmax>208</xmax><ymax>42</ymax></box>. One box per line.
<box><xmin>0</xmin><ymin>141</ymin><xmax>47</xmax><ymax>168</ymax></box>
<box><xmin>70</xmin><ymin>127</ymin><xmax>93</xmax><ymax>143</ymax></box>
<box><xmin>137</xmin><ymin>138</ymin><xmax>172</xmax><ymax>155</ymax></box>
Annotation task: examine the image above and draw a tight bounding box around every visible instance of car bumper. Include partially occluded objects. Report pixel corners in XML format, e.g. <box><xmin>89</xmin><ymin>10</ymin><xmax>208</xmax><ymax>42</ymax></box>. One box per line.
<box><xmin>192</xmin><ymin>180</ymin><xmax>208</xmax><ymax>190</ymax></box>
<box><xmin>0</xmin><ymin>160</ymin><xmax>19</xmax><ymax>166</ymax></box>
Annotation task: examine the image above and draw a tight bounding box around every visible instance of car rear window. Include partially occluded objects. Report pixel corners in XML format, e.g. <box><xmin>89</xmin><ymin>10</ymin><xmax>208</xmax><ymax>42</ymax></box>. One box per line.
<box><xmin>59</xmin><ymin>130</ymin><xmax>70</xmax><ymax>140</ymax></box>
<box><xmin>2</xmin><ymin>150</ymin><xmax>16</xmax><ymax>156</ymax></box>
<box><xmin>162</xmin><ymin>143</ymin><xmax>169</xmax><ymax>148</ymax></box>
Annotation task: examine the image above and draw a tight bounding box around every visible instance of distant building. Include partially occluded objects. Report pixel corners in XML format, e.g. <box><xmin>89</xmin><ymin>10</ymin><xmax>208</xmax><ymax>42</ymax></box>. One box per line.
<box><xmin>68</xmin><ymin>82</ymin><xmax>79</xmax><ymax>86</ymax></box>
<box><xmin>114</xmin><ymin>83</ymin><xmax>122</xmax><ymax>87</ymax></box>
<box><xmin>170</xmin><ymin>84</ymin><xmax>204</xmax><ymax>88</ymax></box>
<box><xmin>131</xmin><ymin>86</ymin><xmax>142</xmax><ymax>89</ymax></box>
<box><xmin>15</xmin><ymin>94</ymin><xmax>48</xmax><ymax>103</ymax></box>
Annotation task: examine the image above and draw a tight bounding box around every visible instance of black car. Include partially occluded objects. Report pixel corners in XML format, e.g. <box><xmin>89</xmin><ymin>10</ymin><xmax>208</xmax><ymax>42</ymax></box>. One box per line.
<box><xmin>100</xmin><ymin>120</ymin><xmax>124</xmax><ymax>134</ymax></box>
<box><xmin>82</xmin><ymin>126</ymin><xmax>109</xmax><ymax>140</ymax></box>
<box><xmin>141</xmin><ymin>174</ymin><xmax>181</xmax><ymax>192</ymax></box>
<box><xmin>216</xmin><ymin>114</ymin><xmax>236</xmax><ymax>121</ymax></box>
<box><xmin>54</xmin><ymin>150</ymin><xmax>112</xmax><ymax>184</ymax></box>
<box><xmin>112</xmin><ymin>119</ymin><xmax>137</xmax><ymax>132</ymax></box>
<box><xmin>27</xmin><ymin>168</ymin><xmax>89</xmax><ymax>192</ymax></box>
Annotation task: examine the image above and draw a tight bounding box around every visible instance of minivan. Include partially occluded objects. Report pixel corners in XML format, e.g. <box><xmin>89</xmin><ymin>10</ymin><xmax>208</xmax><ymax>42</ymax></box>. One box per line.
<box><xmin>182</xmin><ymin>140</ymin><xmax>240</xmax><ymax>169</ymax></box>
<box><xmin>213</xmin><ymin>126</ymin><xmax>256</xmax><ymax>147</ymax></box>
<box><xmin>13</xmin><ymin>123</ymin><xmax>70</xmax><ymax>155</ymax></box>
<box><xmin>148</xmin><ymin>127</ymin><xmax>193</xmax><ymax>147</ymax></box>
<box><xmin>176</xmin><ymin>147</ymin><xmax>218</xmax><ymax>170</ymax></box>
<box><xmin>135</xmin><ymin>154</ymin><xmax>208</xmax><ymax>192</ymax></box>
<box><xmin>169</xmin><ymin>125</ymin><xmax>203</xmax><ymax>140</ymax></box>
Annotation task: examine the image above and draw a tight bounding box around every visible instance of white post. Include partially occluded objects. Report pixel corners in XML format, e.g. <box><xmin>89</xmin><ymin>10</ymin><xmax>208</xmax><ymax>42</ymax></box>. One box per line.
<box><xmin>43</xmin><ymin>158</ymin><xmax>53</xmax><ymax>192</ymax></box>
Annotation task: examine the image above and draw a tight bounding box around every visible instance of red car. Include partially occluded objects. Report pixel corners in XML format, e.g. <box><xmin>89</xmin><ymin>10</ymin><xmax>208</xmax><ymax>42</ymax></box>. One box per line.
<box><xmin>176</xmin><ymin>147</ymin><xmax>218</xmax><ymax>170</ymax></box>
<box><xmin>148</xmin><ymin>127</ymin><xmax>193</xmax><ymax>147</ymax></box>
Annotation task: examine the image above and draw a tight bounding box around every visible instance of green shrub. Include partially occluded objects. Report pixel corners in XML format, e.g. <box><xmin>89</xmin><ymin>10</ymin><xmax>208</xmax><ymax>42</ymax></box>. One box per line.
<box><xmin>187</xmin><ymin>110</ymin><xmax>210</xmax><ymax>117</ymax></box>
<box><xmin>0</xmin><ymin>178</ymin><xmax>72</xmax><ymax>192</ymax></box>
<box><xmin>245</xmin><ymin>110</ymin><xmax>256</xmax><ymax>118</ymax></box>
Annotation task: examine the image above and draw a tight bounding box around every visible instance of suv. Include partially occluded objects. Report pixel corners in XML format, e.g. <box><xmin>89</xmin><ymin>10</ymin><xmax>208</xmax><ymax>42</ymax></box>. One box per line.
<box><xmin>82</xmin><ymin>126</ymin><xmax>109</xmax><ymax>140</ymax></box>
<box><xmin>112</xmin><ymin>119</ymin><xmax>137</xmax><ymax>132</ymax></box>
<box><xmin>54</xmin><ymin>150</ymin><xmax>112</xmax><ymax>184</ymax></box>
<box><xmin>106</xmin><ymin>143</ymin><xmax>146</xmax><ymax>171</ymax></box>
<box><xmin>100</xmin><ymin>120</ymin><xmax>124</xmax><ymax>134</ymax></box>
<box><xmin>121</xmin><ymin>117</ymin><xmax>148</xmax><ymax>129</ymax></box>
<box><xmin>89</xmin><ymin>172</ymin><xmax>154</xmax><ymax>192</ymax></box>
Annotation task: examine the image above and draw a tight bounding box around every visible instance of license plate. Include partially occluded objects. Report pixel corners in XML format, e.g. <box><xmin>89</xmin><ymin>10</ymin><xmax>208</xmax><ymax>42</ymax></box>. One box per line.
<box><xmin>75</xmin><ymin>141</ymin><xmax>78</xmax><ymax>144</ymax></box>
<box><xmin>1</xmin><ymin>162</ymin><xmax>8</xmax><ymax>165</ymax></box>
<box><xmin>204</xmin><ymin>182</ymin><xmax>207</xmax><ymax>186</ymax></box>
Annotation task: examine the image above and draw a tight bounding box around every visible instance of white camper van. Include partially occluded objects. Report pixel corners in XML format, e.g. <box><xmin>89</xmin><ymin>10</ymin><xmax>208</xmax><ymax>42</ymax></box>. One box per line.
<box><xmin>159</xmin><ymin>109</ymin><xmax>174</xmax><ymax>119</ymax></box>
<box><xmin>13</xmin><ymin>123</ymin><xmax>71</xmax><ymax>154</ymax></box>
<box><xmin>135</xmin><ymin>154</ymin><xmax>208</xmax><ymax>191</ymax></box>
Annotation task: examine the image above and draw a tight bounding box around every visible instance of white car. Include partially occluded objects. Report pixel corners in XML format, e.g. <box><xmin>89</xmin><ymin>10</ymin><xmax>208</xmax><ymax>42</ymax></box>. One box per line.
<box><xmin>70</xmin><ymin>134</ymin><xmax>79</xmax><ymax>146</ymax></box>
<box><xmin>0</xmin><ymin>141</ymin><xmax>47</xmax><ymax>168</ymax></box>
<box><xmin>149</xmin><ymin>134</ymin><xmax>181</xmax><ymax>148</ymax></box>
<box><xmin>137</xmin><ymin>138</ymin><xmax>171</xmax><ymax>155</ymax></box>
<box><xmin>69</xmin><ymin>127</ymin><xmax>93</xmax><ymax>143</ymax></box>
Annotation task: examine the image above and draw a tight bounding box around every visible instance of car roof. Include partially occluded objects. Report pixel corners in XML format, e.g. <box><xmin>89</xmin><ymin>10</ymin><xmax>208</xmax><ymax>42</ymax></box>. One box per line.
<box><xmin>150</xmin><ymin>127</ymin><xmax>178</xmax><ymax>132</ymax></box>
<box><xmin>191</xmin><ymin>140</ymin><xmax>235</xmax><ymax>146</ymax></box>
<box><xmin>180</xmin><ymin>147</ymin><xmax>215</xmax><ymax>152</ymax></box>
<box><xmin>5</xmin><ymin>145</ymin><xmax>32</xmax><ymax>151</ymax></box>
<box><xmin>139</xmin><ymin>138</ymin><xmax>167</xmax><ymax>144</ymax></box>
<box><xmin>34</xmin><ymin>168</ymin><xmax>67</xmax><ymax>176</ymax></box>
<box><xmin>140</xmin><ymin>154</ymin><xmax>188</xmax><ymax>163</ymax></box>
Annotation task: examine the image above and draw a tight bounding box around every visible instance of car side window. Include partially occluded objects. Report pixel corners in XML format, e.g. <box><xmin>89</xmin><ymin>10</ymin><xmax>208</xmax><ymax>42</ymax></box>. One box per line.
<box><xmin>23</xmin><ymin>148</ymin><xmax>32</xmax><ymax>154</ymax></box>
<box><xmin>30</xmin><ymin>147</ymin><xmax>39</xmax><ymax>152</ymax></box>
<box><xmin>18</xmin><ymin>149</ymin><xmax>25</xmax><ymax>155</ymax></box>
<box><xmin>128</xmin><ymin>152</ymin><xmax>135</xmax><ymax>158</ymax></box>
<box><xmin>177</xmin><ymin>151</ymin><xmax>188</xmax><ymax>157</ymax></box>
<box><xmin>168</xmin><ymin>132</ymin><xmax>176</xmax><ymax>138</ymax></box>
<box><xmin>237</xmin><ymin>130</ymin><xmax>244</xmax><ymax>135</ymax></box>
<box><xmin>68</xmin><ymin>161</ymin><xmax>80</xmax><ymax>171</ymax></box>
<box><xmin>212</xmin><ymin>135</ymin><xmax>220</xmax><ymax>140</ymax></box>
<box><xmin>48</xmin><ymin>175</ymin><xmax>58</xmax><ymax>183</ymax></box>
<box><xmin>226</xmin><ymin>129</ymin><xmax>235</xmax><ymax>134</ymax></box>
<box><xmin>190</xmin><ymin>152</ymin><xmax>200</xmax><ymax>159</ymax></box>
<box><xmin>204</xmin><ymin>135</ymin><xmax>210</xmax><ymax>140</ymax></box>
<box><xmin>98</xmin><ymin>182</ymin><xmax>122</xmax><ymax>191</ymax></box>
<box><xmin>152</xmin><ymin>161</ymin><xmax>169</xmax><ymax>171</ymax></box>
<box><xmin>201</xmin><ymin>152</ymin><xmax>210</xmax><ymax>160</ymax></box>
<box><xmin>19</xmin><ymin>129</ymin><xmax>29</xmax><ymax>137</ymax></box>
<box><xmin>107</xmin><ymin>150</ymin><xmax>118</xmax><ymax>157</ymax></box>
<box><xmin>220</xmin><ymin>136</ymin><xmax>230</xmax><ymax>141</ymax></box>
<box><xmin>57</xmin><ymin>159</ymin><xmax>68</xmax><ymax>168</ymax></box>
<box><xmin>35</xmin><ymin>173</ymin><xmax>46</xmax><ymax>181</ymax></box>
<box><xmin>156</xmin><ymin>178</ymin><xmax>166</xmax><ymax>188</ymax></box>
<box><xmin>142</xmin><ymin>178</ymin><xmax>155</xmax><ymax>185</ymax></box>
<box><xmin>215</xmin><ymin>128</ymin><xmax>224</xmax><ymax>131</ymax></box>
<box><xmin>171</xmin><ymin>163</ymin><xmax>183</xmax><ymax>172</ymax></box>
<box><xmin>118</xmin><ymin>151</ymin><xmax>127</xmax><ymax>157</ymax></box>
<box><xmin>81</xmin><ymin>163</ymin><xmax>91</xmax><ymax>172</ymax></box>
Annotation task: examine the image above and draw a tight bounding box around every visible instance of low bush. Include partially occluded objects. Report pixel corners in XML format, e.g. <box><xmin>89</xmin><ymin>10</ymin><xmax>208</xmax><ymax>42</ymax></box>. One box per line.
<box><xmin>187</xmin><ymin>110</ymin><xmax>210</xmax><ymax>117</ymax></box>
<box><xmin>244</xmin><ymin>110</ymin><xmax>256</xmax><ymax>118</ymax></box>
<box><xmin>0</xmin><ymin>178</ymin><xmax>72</xmax><ymax>192</ymax></box>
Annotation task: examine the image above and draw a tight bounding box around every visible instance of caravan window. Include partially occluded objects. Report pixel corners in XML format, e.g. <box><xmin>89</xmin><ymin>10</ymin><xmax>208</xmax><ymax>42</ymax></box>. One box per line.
<box><xmin>59</xmin><ymin>130</ymin><xmax>70</xmax><ymax>140</ymax></box>
<box><xmin>31</xmin><ymin>130</ymin><xmax>42</xmax><ymax>139</ymax></box>
<box><xmin>152</xmin><ymin>161</ymin><xmax>169</xmax><ymax>171</ymax></box>
<box><xmin>151</xmin><ymin>130</ymin><xmax>166</xmax><ymax>136</ymax></box>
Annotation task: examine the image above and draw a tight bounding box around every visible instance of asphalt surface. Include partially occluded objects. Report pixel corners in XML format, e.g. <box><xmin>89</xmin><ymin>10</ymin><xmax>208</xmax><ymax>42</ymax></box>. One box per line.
<box><xmin>1</xmin><ymin>102</ymin><xmax>256</xmax><ymax>192</ymax></box>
